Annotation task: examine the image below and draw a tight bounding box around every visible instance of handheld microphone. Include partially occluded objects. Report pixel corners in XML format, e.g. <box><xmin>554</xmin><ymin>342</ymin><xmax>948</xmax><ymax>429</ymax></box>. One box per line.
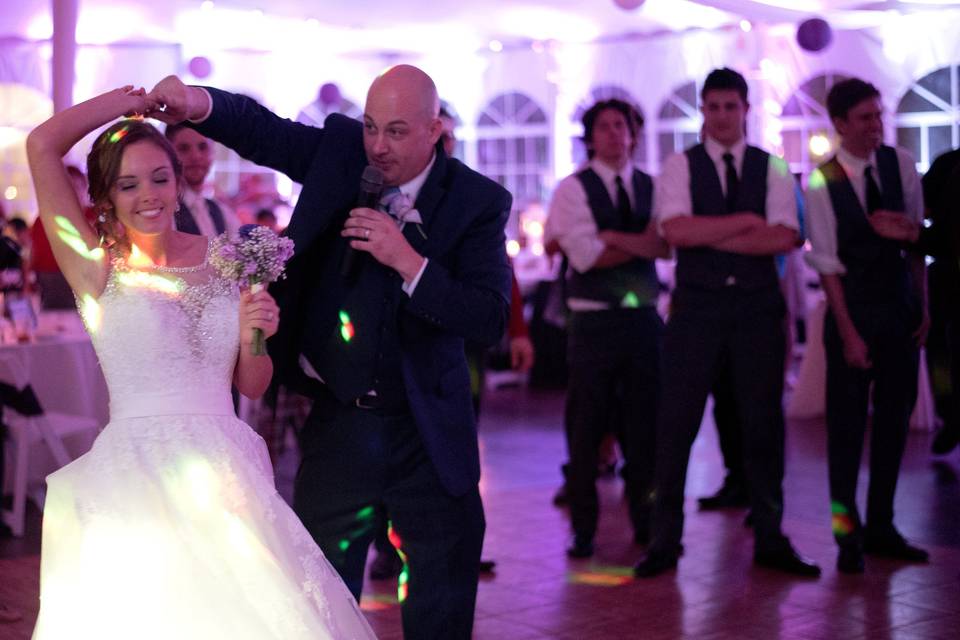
<box><xmin>340</xmin><ymin>165</ymin><xmax>384</xmax><ymax>277</ymax></box>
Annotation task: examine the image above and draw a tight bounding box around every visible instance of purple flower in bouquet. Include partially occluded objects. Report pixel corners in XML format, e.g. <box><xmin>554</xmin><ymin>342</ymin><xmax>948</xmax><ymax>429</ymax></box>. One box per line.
<box><xmin>209</xmin><ymin>224</ymin><xmax>294</xmax><ymax>354</ymax></box>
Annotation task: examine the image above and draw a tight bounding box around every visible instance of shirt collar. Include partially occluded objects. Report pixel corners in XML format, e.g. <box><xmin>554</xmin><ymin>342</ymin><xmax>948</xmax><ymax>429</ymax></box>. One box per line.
<box><xmin>589</xmin><ymin>157</ymin><xmax>634</xmax><ymax>187</ymax></box>
<box><xmin>836</xmin><ymin>145</ymin><xmax>877</xmax><ymax>176</ymax></box>
<box><xmin>704</xmin><ymin>135</ymin><xmax>747</xmax><ymax>163</ymax></box>
<box><xmin>395</xmin><ymin>152</ymin><xmax>436</xmax><ymax>203</ymax></box>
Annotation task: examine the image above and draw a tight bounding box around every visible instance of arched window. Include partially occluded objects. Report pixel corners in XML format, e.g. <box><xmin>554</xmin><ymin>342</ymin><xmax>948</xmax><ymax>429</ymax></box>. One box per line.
<box><xmin>780</xmin><ymin>72</ymin><xmax>848</xmax><ymax>175</ymax></box>
<box><xmin>476</xmin><ymin>92</ymin><xmax>551</xmax><ymax>207</ymax></box>
<box><xmin>570</xmin><ymin>85</ymin><xmax>647</xmax><ymax>170</ymax></box>
<box><xmin>896</xmin><ymin>64</ymin><xmax>960</xmax><ymax>172</ymax></box>
<box><xmin>656</xmin><ymin>80</ymin><xmax>701</xmax><ymax>164</ymax></box>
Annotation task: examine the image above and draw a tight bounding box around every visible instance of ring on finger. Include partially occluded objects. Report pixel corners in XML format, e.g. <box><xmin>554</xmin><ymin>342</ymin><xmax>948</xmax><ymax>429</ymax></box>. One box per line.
<box><xmin>364</xmin><ymin>228</ymin><xmax>371</xmax><ymax>239</ymax></box>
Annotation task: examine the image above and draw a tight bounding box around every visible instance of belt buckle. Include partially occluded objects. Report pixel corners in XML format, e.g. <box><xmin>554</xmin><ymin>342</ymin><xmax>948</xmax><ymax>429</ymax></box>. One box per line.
<box><xmin>355</xmin><ymin>393</ymin><xmax>379</xmax><ymax>410</ymax></box>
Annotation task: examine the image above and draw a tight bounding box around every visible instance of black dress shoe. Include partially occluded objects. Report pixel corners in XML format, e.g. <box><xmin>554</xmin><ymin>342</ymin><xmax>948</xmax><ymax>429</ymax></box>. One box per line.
<box><xmin>369</xmin><ymin>550</ymin><xmax>404</xmax><ymax>580</ymax></box>
<box><xmin>754</xmin><ymin>547</ymin><xmax>821</xmax><ymax>577</ymax></box>
<box><xmin>837</xmin><ymin>547</ymin><xmax>865</xmax><ymax>574</ymax></box>
<box><xmin>698</xmin><ymin>479</ymin><xmax>749</xmax><ymax>510</ymax></box>
<box><xmin>864</xmin><ymin>532</ymin><xmax>929</xmax><ymax>563</ymax></box>
<box><xmin>566</xmin><ymin>535</ymin><xmax>594</xmax><ymax>559</ymax></box>
<box><xmin>633</xmin><ymin>551</ymin><xmax>678</xmax><ymax>578</ymax></box>
<box><xmin>932</xmin><ymin>424</ymin><xmax>959</xmax><ymax>455</ymax></box>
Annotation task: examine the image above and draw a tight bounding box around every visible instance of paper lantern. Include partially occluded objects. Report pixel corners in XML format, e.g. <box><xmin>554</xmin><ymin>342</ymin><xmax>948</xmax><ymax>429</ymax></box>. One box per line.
<box><xmin>188</xmin><ymin>56</ymin><xmax>213</xmax><ymax>79</ymax></box>
<box><xmin>797</xmin><ymin>18</ymin><xmax>832</xmax><ymax>53</ymax></box>
<box><xmin>612</xmin><ymin>0</ymin><xmax>645</xmax><ymax>11</ymax></box>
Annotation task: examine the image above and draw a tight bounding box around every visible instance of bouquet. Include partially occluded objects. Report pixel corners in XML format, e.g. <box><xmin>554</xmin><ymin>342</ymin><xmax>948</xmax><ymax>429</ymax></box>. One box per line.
<box><xmin>210</xmin><ymin>224</ymin><xmax>295</xmax><ymax>355</ymax></box>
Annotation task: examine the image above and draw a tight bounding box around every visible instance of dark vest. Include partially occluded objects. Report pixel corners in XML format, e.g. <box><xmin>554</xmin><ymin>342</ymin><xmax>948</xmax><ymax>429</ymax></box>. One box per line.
<box><xmin>820</xmin><ymin>145</ymin><xmax>913</xmax><ymax>307</ymax></box>
<box><xmin>565</xmin><ymin>167</ymin><xmax>659</xmax><ymax>308</ymax></box>
<box><xmin>175</xmin><ymin>197</ymin><xmax>227</xmax><ymax>236</ymax></box>
<box><xmin>298</xmin><ymin>214</ymin><xmax>408</xmax><ymax>405</ymax></box>
<box><xmin>675</xmin><ymin>144</ymin><xmax>779</xmax><ymax>291</ymax></box>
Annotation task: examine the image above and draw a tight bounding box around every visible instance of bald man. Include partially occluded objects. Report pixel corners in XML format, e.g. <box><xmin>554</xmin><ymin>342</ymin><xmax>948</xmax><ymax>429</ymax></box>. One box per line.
<box><xmin>148</xmin><ymin>67</ymin><xmax>511</xmax><ymax>639</ymax></box>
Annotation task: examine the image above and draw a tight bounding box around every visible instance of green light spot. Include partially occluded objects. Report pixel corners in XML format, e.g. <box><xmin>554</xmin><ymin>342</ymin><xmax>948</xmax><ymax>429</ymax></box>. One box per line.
<box><xmin>339</xmin><ymin>310</ymin><xmax>351</xmax><ymax>325</ymax></box>
<box><xmin>356</xmin><ymin>506</ymin><xmax>375</xmax><ymax>521</ymax></box>
<box><xmin>54</xmin><ymin>215</ymin><xmax>80</xmax><ymax>236</ymax></box>
<box><xmin>621</xmin><ymin>291</ymin><xmax>640</xmax><ymax>308</ymax></box>
<box><xmin>338</xmin><ymin>539</ymin><xmax>350</xmax><ymax>552</ymax></box>
<box><xmin>341</xmin><ymin>325</ymin><xmax>352</xmax><ymax>342</ymax></box>
<box><xmin>807</xmin><ymin>168</ymin><xmax>827</xmax><ymax>191</ymax></box>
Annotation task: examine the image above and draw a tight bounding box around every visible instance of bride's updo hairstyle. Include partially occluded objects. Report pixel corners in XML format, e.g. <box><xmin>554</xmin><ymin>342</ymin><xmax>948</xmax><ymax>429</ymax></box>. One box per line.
<box><xmin>86</xmin><ymin>119</ymin><xmax>182</xmax><ymax>244</ymax></box>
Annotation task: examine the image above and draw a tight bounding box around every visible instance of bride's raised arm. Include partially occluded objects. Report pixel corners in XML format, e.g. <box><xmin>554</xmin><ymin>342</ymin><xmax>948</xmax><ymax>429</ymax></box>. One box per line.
<box><xmin>26</xmin><ymin>87</ymin><xmax>149</xmax><ymax>300</ymax></box>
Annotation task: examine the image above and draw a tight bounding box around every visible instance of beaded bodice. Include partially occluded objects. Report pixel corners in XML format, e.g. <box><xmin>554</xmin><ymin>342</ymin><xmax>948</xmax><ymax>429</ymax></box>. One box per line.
<box><xmin>80</xmin><ymin>247</ymin><xmax>239</xmax><ymax>418</ymax></box>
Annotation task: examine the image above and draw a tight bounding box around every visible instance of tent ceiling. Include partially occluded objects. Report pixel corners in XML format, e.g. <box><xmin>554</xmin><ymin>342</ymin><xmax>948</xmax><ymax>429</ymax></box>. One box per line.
<box><xmin>3</xmin><ymin>0</ymin><xmax>960</xmax><ymax>55</ymax></box>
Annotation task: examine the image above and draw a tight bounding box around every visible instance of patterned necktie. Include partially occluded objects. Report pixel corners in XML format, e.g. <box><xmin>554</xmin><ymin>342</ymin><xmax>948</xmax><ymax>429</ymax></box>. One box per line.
<box><xmin>723</xmin><ymin>152</ymin><xmax>739</xmax><ymax>212</ymax></box>
<box><xmin>864</xmin><ymin>165</ymin><xmax>883</xmax><ymax>215</ymax></box>
<box><xmin>615</xmin><ymin>176</ymin><xmax>632</xmax><ymax>229</ymax></box>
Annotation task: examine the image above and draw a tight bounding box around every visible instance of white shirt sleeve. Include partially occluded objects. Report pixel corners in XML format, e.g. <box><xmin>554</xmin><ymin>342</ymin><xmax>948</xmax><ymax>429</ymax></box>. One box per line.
<box><xmin>896</xmin><ymin>148</ymin><xmax>924</xmax><ymax>224</ymax></box>
<box><xmin>765</xmin><ymin>155</ymin><xmax>800</xmax><ymax>231</ymax></box>
<box><xmin>189</xmin><ymin>87</ymin><xmax>214</xmax><ymax>123</ymax></box>
<box><xmin>653</xmin><ymin>152</ymin><xmax>692</xmax><ymax>235</ymax></box>
<box><xmin>545</xmin><ymin>175</ymin><xmax>606</xmax><ymax>274</ymax></box>
<box><xmin>401</xmin><ymin>257</ymin><xmax>429</xmax><ymax>296</ymax></box>
<box><xmin>803</xmin><ymin>168</ymin><xmax>846</xmax><ymax>275</ymax></box>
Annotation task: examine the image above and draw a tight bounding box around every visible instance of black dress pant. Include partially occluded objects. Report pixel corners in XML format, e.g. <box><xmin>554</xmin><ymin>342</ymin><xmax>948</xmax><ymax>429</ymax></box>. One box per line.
<box><xmin>650</xmin><ymin>286</ymin><xmax>789</xmax><ymax>555</ymax></box>
<box><xmin>294</xmin><ymin>390</ymin><xmax>484</xmax><ymax>640</ymax></box>
<box><xmin>712</xmin><ymin>356</ymin><xmax>745</xmax><ymax>487</ymax></box>
<box><xmin>824</xmin><ymin>304</ymin><xmax>919</xmax><ymax>548</ymax></box>
<box><xmin>565</xmin><ymin>307</ymin><xmax>662</xmax><ymax>540</ymax></box>
<box><xmin>926</xmin><ymin>263</ymin><xmax>959</xmax><ymax>433</ymax></box>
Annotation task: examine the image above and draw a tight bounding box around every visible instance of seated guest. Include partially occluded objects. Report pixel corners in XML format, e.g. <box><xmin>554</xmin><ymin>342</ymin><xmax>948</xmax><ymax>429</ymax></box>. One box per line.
<box><xmin>634</xmin><ymin>68</ymin><xmax>818</xmax><ymax>578</ymax></box>
<box><xmin>804</xmin><ymin>77</ymin><xmax>928</xmax><ymax>574</ymax></box>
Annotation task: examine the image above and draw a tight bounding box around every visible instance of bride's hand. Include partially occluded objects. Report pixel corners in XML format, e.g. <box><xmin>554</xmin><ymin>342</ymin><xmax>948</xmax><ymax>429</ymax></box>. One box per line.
<box><xmin>109</xmin><ymin>85</ymin><xmax>150</xmax><ymax>117</ymax></box>
<box><xmin>239</xmin><ymin>288</ymin><xmax>280</xmax><ymax>345</ymax></box>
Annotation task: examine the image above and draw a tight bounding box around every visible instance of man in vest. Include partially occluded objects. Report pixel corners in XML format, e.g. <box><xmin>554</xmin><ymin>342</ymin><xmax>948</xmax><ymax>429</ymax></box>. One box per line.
<box><xmin>634</xmin><ymin>68</ymin><xmax>819</xmax><ymax>578</ymax></box>
<box><xmin>164</xmin><ymin>123</ymin><xmax>240</xmax><ymax>238</ymax></box>
<box><xmin>804</xmin><ymin>77</ymin><xmax>928</xmax><ymax>574</ymax></box>
<box><xmin>545</xmin><ymin>98</ymin><xmax>669</xmax><ymax>558</ymax></box>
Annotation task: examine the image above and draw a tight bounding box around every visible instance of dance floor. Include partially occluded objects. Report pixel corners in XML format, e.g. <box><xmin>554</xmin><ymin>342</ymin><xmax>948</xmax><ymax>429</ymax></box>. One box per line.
<box><xmin>2</xmin><ymin>386</ymin><xmax>959</xmax><ymax>639</ymax></box>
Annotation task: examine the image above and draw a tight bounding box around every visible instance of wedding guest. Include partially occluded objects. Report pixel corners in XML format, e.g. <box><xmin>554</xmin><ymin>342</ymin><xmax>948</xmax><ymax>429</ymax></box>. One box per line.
<box><xmin>919</xmin><ymin>148</ymin><xmax>960</xmax><ymax>455</ymax></box>
<box><xmin>634</xmin><ymin>68</ymin><xmax>818</xmax><ymax>578</ymax></box>
<box><xmin>164</xmin><ymin>123</ymin><xmax>240</xmax><ymax>238</ymax></box>
<box><xmin>804</xmin><ymin>77</ymin><xmax>928</xmax><ymax>574</ymax></box>
<box><xmin>545</xmin><ymin>98</ymin><xmax>668</xmax><ymax>558</ymax></box>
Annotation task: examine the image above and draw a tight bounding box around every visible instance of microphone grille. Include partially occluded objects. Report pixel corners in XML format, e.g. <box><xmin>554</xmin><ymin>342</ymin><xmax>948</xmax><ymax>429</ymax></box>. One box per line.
<box><xmin>361</xmin><ymin>165</ymin><xmax>384</xmax><ymax>188</ymax></box>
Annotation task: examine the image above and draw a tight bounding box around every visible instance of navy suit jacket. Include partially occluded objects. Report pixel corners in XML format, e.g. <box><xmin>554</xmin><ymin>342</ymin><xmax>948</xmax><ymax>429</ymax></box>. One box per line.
<box><xmin>194</xmin><ymin>88</ymin><xmax>512</xmax><ymax>497</ymax></box>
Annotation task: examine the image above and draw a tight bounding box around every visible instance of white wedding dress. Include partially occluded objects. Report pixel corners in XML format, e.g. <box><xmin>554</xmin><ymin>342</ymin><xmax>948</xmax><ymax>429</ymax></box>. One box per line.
<box><xmin>32</xmin><ymin>249</ymin><xmax>376</xmax><ymax>640</ymax></box>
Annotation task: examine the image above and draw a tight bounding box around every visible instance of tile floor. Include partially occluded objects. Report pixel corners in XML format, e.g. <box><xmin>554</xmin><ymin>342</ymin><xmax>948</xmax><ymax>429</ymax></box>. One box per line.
<box><xmin>2</xmin><ymin>386</ymin><xmax>959</xmax><ymax>639</ymax></box>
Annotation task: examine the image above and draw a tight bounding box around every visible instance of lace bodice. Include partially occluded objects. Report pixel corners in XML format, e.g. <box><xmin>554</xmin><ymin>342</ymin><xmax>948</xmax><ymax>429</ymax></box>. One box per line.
<box><xmin>80</xmin><ymin>249</ymin><xmax>239</xmax><ymax>419</ymax></box>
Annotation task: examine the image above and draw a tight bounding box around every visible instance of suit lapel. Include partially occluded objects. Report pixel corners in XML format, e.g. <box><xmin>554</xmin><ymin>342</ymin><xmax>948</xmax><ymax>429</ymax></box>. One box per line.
<box><xmin>413</xmin><ymin>145</ymin><xmax>450</xmax><ymax>240</ymax></box>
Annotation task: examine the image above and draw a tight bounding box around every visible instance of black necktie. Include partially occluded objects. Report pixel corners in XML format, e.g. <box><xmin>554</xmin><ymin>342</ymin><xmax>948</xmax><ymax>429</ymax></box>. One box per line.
<box><xmin>864</xmin><ymin>165</ymin><xmax>883</xmax><ymax>215</ymax></box>
<box><xmin>723</xmin><ymin>152</ymin><xmax>739</xmax><ymax>213</ymax></box>
<box><xmin>615</xmin><ymin>176</ymin><xmax>632</xmax><ymax>228</ymax></box>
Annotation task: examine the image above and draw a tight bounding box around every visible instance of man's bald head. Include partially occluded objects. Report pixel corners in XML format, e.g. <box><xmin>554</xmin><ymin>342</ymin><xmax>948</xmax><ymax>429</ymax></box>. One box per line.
<box><xmin>368</xmin><ymin>65</ymin><xmax>440</xmax><ymax>123</ymax></box>
<box><xmin>363</xmin><ymin>65</ymin><xmax>443</xmax><ymax>186</ymax></box>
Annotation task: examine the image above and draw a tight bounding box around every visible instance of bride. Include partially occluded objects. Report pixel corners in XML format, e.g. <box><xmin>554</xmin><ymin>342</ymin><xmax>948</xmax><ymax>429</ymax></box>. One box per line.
<box><xmin>26</xmin><ymin>86</ymin><xmax>376</xmax><ymax>639</ymax></box>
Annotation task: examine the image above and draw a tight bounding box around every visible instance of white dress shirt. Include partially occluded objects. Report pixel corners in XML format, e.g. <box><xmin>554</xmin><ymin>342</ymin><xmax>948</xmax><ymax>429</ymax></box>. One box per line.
<box><xmin>804</xmin><ymin>145</ymin><xmax>923</xmax><ymax>275</ymax></box>
<box><xmin>654</xmin><ymin>136</ymin><xmax>799</xmax><ymax>235</ymax></box>
<box><xmin>545</xmin><ymin>159</ymin><xmax>647</xmax><ymax>310</ymax></box>
<box><xmin>180</xmin><ymin>187</ymin><xmax>240</xmax><ymax>239</ymax></box>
